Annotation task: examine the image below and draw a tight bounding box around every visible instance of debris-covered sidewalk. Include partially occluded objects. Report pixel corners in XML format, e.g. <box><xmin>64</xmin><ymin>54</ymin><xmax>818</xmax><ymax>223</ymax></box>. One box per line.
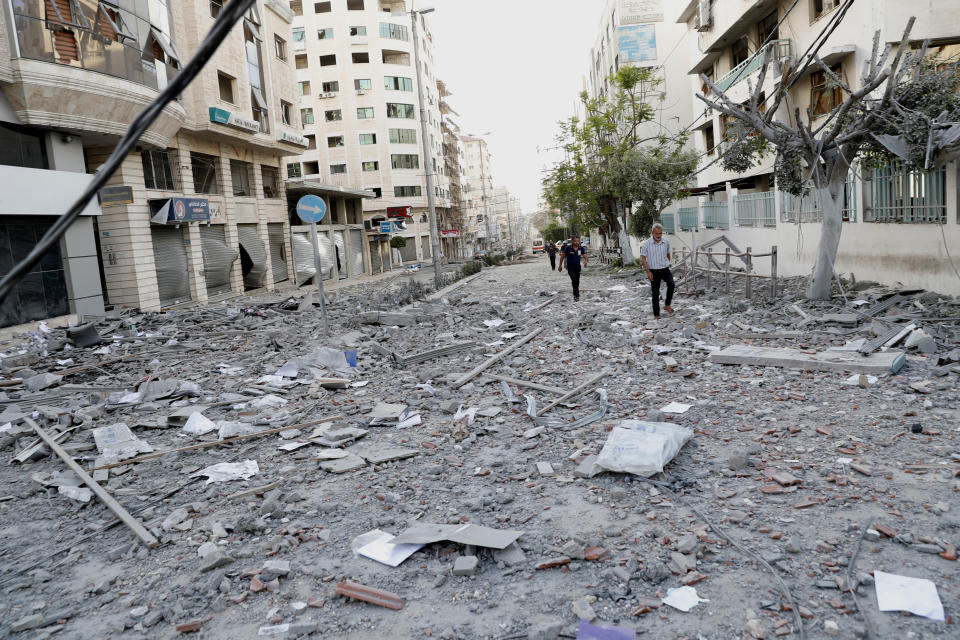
<box><xmin>0</xmin><ymin>258</ymin><xmax>958</xmax><ymax>639</ymax></box>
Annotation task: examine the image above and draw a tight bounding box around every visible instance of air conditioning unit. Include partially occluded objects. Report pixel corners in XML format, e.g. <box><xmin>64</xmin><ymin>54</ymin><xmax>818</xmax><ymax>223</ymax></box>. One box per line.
<box><xmin>356</xmin><ymin>89</ymin><xmax>366</xmax><ymax>95</ymax></box>
<box><xmin>695</xmin><ymin>0</ymin><xmax>712</xmax><ymax>31</ymax></box>
<box><xmin>318</xmin><ymin>91</ymin><xmax>336</xmax><ymax>99</ymax></box>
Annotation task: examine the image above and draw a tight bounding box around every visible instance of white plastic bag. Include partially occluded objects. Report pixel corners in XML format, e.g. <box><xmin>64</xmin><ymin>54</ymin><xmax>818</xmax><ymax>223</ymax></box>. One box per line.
<box><xmin>594</xmin><ymin>420</ymin><xmax>693</xmax><ymax>477</ymax></box>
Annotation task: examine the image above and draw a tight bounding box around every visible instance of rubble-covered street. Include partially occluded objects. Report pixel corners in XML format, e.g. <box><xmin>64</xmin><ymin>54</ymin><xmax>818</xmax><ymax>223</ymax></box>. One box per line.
<box><xmin>1</xmin><ymin>258</ymin><xmax>959</xmax><ymax>640</ymax></box>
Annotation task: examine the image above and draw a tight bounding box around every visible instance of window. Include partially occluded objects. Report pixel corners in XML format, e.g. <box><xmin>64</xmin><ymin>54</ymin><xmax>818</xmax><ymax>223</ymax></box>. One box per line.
<box><xmin>261</xmin><ymin>165</ymin><xmax>280</xmax><ymax>198</ymax></box>
<box><xmin>864</xmin><ymin>161</ymin><xmax>946</xmax><ymax>223</ymax></box>
<box><xmin>230</xmin><ymin>159</ymin><xmax>253</xmax><ymax>196</ymax></box>
<box><xmin>811</xmin><ymin>64</ymin><xmax>843</xmax><ymax>116</ymax></box>
<box><xmin>386</xmin><ymin>103</ymin><xmax>415</xmax><ymax>118</ymax></box>
<box><xmin>295</xmin><ymin>54</ymin><xmax>308</xmax><ymax>69</ymax></box>
<box><xmin>350</xmin><ymin>26</ymin><xmax>367</xmax><ymax>36</ymax></box>
<box><xmin>359</xmin><ymin>133</ymin><xmax>377</xmax><ymax>144</ymax></box>
<box><xmin>210</xmin><ymin>0</ymin><xmax>222</xmax><ymax>18</ymax></box>
<box><xmin>0</xmin><ymin>122</ymin><xmax>48</xmax><ymax>169</ymax></box>
<box><xmin>371</xmin><ymin>187</ymin><xmax>382</xmax><ymax>198</ymax></box>
<box><xmin>142</xmin><ymin>149</ymin><xmax>177</xmax><ymax>190</ymax></box>
<box><xmin>704</xmin><ymin>124</ymin><xmax>715</xmax><ymax>155</ymax></box>
<box><xmin>292</xmin><ymin>27</ymin><xmax>305</xmax><ymax>47</ymax></box>
<box><xmin>303</xmin><ymin>161</ymin><xmax>319</xmax><ymax>174</ymax></box>
<box><xmin>391</xmin><ymin>154</ymin><xmax>419</xmax><ymax>169</ymax></box>
<box><xmin>317</xmin><ymin>28</ymin><xmax>333</xmax><ymax>39</ymax></box>
<box><xmin>811</xmin><ymin>0</ymin><xmax>840</xmax><ymax>21</ymax></box>
<box><xmin>298</xmin><ymin>80</ymin><xmax>311</xmax><ymax>95</ymax></box>
<box><xmin>305</xmin><ymin>134</ymin><xmax>316</xmax><ymax>149</ymax></box>
<box><xmin>325</xmin><ymin>109</ymin><xmax>342</xmax><ymax>121</ymax></box>
<box><xmin>245</xmin><ymin>22</ymin><xmax>268</xmax><ymax>133</ymax></box>
<box><xmin>280</xmin><ymin>100</ymin><xmax>293</xmax><ymax>126</ymax></box>
<box><xmin>389</xmin><ymin>128</ymin><xmax>417</xmax><ymax>143</ymax></box>
<box><xmin>346</xmin><ymin>0</ymin><xmax>363</xmax><ymax>9</ymax></box>
<box><xmin>290</xmin><ymin>0</ymin><xmax>302</xmax><ymax>15</ymax></box>
<box><xmin>328</xmin><ymin>135</ymin><xmax>345</xmax><ymax>147</ymax></box>
<box><xmin>757</xmin><ymin>10</ymin><xmax>778</xmax><ymax>44</ymax></box>
<box><xmin>301</xmin><ymin>107</ymin><xmax>315</xmax><ymax>124</ymax></box>
<box><xmin>384</xmin><ymin>76</ymin><xmax>413</xmax><ymax>91</ymax></box>
<box><xmin>357</xmin><ymin>107</ymin><xmax>375</xmax><ymax>119</ymax></box>
<box><xmin>379</xmin><ymin>23</ymin><xmax>408</xmax><ymax>41</ymax></box>
<box><xmin>394</xmin><ymin>185</ymin><xmax>422</xmax><ymax>197</ymax></box>
<box><xmin>322</xmin><ymin>80</ymin><xmax>339</xmax><ymax>92</ymax></box>
<box><xmin>218</xmin><ymin>72</ymin><xmax>235</xmax><ymax>103</ymax></box>
<box><xmin>314</xmin><ymin>1</ymin><xmax>330</xmax><ymax>12</ymax></box>
<box><xmin>190</xmin><ymin>152</ymin><xmax>218</xmax><ymax>194</ymax></box>
<box><xmin>355</xmin><ymin>78</ymin><xmax>372</xmax><ymax>90</ymax></box>
<box><xmin>319</xmin><ymin>54</ymin><xmax>336</xmax><ymax>66</ymax></box>
<box><xmin>274</xmin><ymin>35</ymin><xmax>287</xmax><ymax>60</ymax></box>
<box><xmin>352</xmin><ymin>52</ymin><xmax>369</xmax><ymax>63</ymax></box>
<box><xmin>731</xmin><ymin>36</ymin><xmax>750</xmax><ymax>67</ymax></box>
<box><xmin>330</xmin><ymin>164</ymin><xmax>347</xmax><ymax>174</ymax></box>
<box><xmin>362</xmin><ymin>161</ymin><xmax>379</xmax><ymax>171</ymax></box>
<box><xmin>287</xmin><ymin>162</ymin><xmax>303</xmax><ymax>178</ymax></box>
<box><xmin>382</xmin><ymin>50</ymin><xmax>410</xmax><ymax>65</ymax></box>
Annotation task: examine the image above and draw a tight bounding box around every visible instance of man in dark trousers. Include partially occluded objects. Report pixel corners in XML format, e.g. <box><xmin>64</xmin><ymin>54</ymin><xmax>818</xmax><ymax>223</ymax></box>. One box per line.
<box><xmin>639</xmin><ymin>223</ymin><xmax>674</xmax><ymax>319</ymax></box>
<box><xmin>558</xmin><ymin>236</ymin><xmax>587</xmax><ymax>301</ymax></box>
<box><xmin>545</xmin><ymin>241</ymin><xmax>557</xmax><ymax>270</ymax></box>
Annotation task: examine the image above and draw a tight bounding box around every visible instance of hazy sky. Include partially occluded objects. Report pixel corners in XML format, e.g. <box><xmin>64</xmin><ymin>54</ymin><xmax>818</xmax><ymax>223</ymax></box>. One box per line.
<box><xmin>426</xmin><ymin>1</ymin><xmax>605</xmax><ymax>218</ymax></box>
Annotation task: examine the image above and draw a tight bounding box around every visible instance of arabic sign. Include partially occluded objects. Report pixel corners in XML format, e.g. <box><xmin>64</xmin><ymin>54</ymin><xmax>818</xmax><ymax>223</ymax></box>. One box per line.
<box><xmin>208</xmin><ymin>107</ymin><xmax>260</xmax><ymax>133</ymax></box>
<box><xmin>98</xmin><ymin>185</ymin><xmax>134</xmax><ymax>206</ymax></box>
<box><xmin>379</xmin><ymin>221</ymin><xmax>392</xmax><ymax>233</ymax></box>
<box><xmin>278</xmin><ymin>129</ymin><xmax>309</xmax><ymax>146</ymax></box>
<box><xmin>387</xmin><ymin>206</ymin><xmax>412</xmax><ymax>219</ymax></box>
<box><xmin>440</xmin><ymin>229</ymin><xmax>461</xmax><ymax>237</ymax></box>
<box><xmin>149</xmin><ymin>198</ymin><xmax>210</xmax><ymax>224</ymax></box>
<box><xmin>296</xmin><ymin>194</ymin><xmax>327</xmax><ymax>223</ymax></box>
<box><xmin>618</xmin><ymin>24</ymin><xmax>657</xmax><ymax>63</ymax></box>
<box><xmin>619</xmin><ymin>0</ymin><xmax>663</xmax><ymax>25</ymax></box>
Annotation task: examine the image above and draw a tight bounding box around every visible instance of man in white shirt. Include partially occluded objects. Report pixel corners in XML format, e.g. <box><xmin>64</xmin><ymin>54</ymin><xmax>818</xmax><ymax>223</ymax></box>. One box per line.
<box><xmin>639</xmin><ymin>223</ymin><xmax>674</xmax><ymax>319</ymax></box>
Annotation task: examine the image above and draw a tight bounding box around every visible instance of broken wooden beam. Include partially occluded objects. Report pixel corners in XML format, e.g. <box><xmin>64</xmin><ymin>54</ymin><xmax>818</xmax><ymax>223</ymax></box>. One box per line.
<box><xmin>26</xmin><ymin>418</ymin><xmax>158</xmax><ymax>548</ymax></box>
<box><xmin>397</xmin><ymin>342</ymin><xmax>476</xmax><ymax>367</ymax></box>
<box><xmin>452</xmin><ymin>328</ymin><xmax>543</xmax><ymax>389</ymax></box>
<box><xmin>334</xmin><ymin>580</ymin><xmax>404</xmax><ymax>610</ymax></box>
<box><xmin>536</xmin><ymin>371</ymin><xmax>610</xmax><ymax>417</ymax></box>
<box><xmin>709</xmin><ymin>345</ymin><xmax>905</xmax><ymax>375</ymax></box>
<box><xmin>483</xmin><ymin>373</ymin><xmax>567</xmax><ymax>395</ymax></box>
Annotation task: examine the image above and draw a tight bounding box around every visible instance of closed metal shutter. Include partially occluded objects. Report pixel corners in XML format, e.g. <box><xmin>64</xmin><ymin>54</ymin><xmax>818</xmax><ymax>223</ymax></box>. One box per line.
<box><xmin>292</xmin><ymin>231</ymin><xmax>334</xmax><ymax>282</ymax></box>
<box><xmin>199</xmin><ymin>225</ymin><xmax>237</xmax><ymax>296</ymax></box>
<box><xmin>151</xmin><ymin>226</ymin><xmax>190</xmax><ymax>305</ymax></box>
<box><xmin>398</xmin><ymin>237</ymin><xmax>417</xmax><ymax>263</ymax></box>
<box><xmin>421</xmin><ymin>234</ymin><xmax>432</xmax><ymax>259</ymax></box>
<box><xmin>237</xmin><ymin>224</ymin><xmax>267</xmax><ymax>289</ymax></box>
<box><xmin>267</xmin><ymin>223</ymin><xmax>288</xmax><ymax>283</ymax></box>
<box><xmin>334</xmin><ymin>231</ymin><xmax>346</xmax><ymax>279</ymax></box>
<box><xmin>349</xmin><ymin>229</ymin><xmax>365</xmax><ymax>276</ymax></box>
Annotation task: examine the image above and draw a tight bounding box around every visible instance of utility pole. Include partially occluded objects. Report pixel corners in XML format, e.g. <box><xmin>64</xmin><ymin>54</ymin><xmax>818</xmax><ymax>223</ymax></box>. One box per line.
<box><xmin>479</xmin><ymin>145</ymin><xmax>491</xmax><ymax>250</ymax></box>
<box><xmin>406</xmin><ymin>3</ymin><xmax>442</xmax><ymax>289</ymax></box>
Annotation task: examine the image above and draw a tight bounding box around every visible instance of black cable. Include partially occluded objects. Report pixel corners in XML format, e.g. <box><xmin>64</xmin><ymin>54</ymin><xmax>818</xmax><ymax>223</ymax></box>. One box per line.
<box><xmin>0</xmin><ymin>0</ymin><xmax>258</xmax><ymax>304</ymax></box>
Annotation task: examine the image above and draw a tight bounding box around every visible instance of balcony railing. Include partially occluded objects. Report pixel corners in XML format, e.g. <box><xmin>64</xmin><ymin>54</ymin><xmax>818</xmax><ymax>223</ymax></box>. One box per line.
<box><xmin>714</xmin><ymin>39</ymin><xmax>792</xmax><ymax>93</ymax></box>
<box><xmin>678</xmin><ymin>207</ymin><xmax>699</xmax><ymax>231</ymax></box>
<box><xmin>781</xmin><ymin>174</ymin><xmax>857</xmax><ymax>223</ymax></box>
<box><xmin>702</xmin><ymin>201</ymin><xmax>729</xmax><ymax>229</ymax></box>
<box><xmin>660</xmin><ymin>212</ymin><xmax>676</xmax><ymax>234</ymax></box>
<box><xmin>734</xmin><ymin>192</ymin><xmax>776</xmax><ymax>227</ymax></box>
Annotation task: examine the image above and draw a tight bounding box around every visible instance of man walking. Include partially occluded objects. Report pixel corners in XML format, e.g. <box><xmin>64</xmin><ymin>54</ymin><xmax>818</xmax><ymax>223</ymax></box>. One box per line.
<box><xmin>545</xmin><ymin>241</ymin><xmax>557</xmax><ymax>271</ymax></box>
<box><xmin>558</xmin><ymin>236</ymin><xmax>587</xmax><ymax>301</ymax></box>
<box><xmin>640</xmin><ymin>223</ymin><xmax>674</xmax><ymax>319</ymax></box>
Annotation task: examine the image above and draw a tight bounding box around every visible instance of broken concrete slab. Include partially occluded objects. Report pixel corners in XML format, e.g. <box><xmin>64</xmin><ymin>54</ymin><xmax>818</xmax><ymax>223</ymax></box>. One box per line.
<box><xmin>709</xmin><ymin>344</ymin><xmax>906</xmax><ymax>374</ymax></box>
<box><xmin>319</xmin><ymin>454</ymin><xmax>366</xmax><ymax>474</ymax></box>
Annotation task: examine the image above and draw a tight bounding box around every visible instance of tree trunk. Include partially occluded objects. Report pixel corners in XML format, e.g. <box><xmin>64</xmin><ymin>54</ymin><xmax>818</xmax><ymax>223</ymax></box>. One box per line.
<box><xmin>805</xmin><ymin>176</ymin><xmax>846</xmax><ymax>300</ymax></box>
<box><xmin>618</xmin><ymin>211</ymin><xmax>636</xmax><ymax>265</ymax></box>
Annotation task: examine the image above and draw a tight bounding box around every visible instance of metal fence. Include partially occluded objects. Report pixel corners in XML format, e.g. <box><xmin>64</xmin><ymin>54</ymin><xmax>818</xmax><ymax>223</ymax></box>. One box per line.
<box><xmin>714</xmin><ymin>39</ymin><xmax>792</xmax><ymax>92</ymax></box>
<box><xmin>702</xmin><ymin>201</ymin><xmax>729</xmax><ymax>229</ymax></box>
<box><xmin>865</xmin><ymin>161</ymin><xmax>946</xmax><ymax>223</ymax></box>
<box><xmin>734</xmin><ymin>192</ymin><xmax>776</xmax><ymax>227</ymax></box>
<box><xmin>781</xmin><ymin>174</ymin><xmax>857</xmax><ymax>223</ymax></box>
<box><xmin>678</xmin><ymin>207</ymin><xmax>699</xmax><ymax>231</ymax></box>
<box><xmin>660</xmin><ymin>212</ymin><xmax>676</xmax><ymax>234</ymax></box>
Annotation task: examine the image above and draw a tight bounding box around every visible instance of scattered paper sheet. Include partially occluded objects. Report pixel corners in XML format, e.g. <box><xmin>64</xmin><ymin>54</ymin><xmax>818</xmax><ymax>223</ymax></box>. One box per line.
<box><xmin>391</xmin><ymin>522</ymin><xmax>523</xmax><ymax>549</ymax></box>
<box><xmin>59</xmin><ymin>486</ymin><xmax>93</xmax><ymax>502</ymax></box>
<box><xmin>483</xmin><ymin>318</ymin><xmax>507</xmax><ymax>328</ymax></box>
<box><xmin>660</xmin><ymin>402</ymin><xmax>692</xmax><ymax>414</ymax></box>
<box><xmin>274</xmin><ymin>361</ymin><xmax>299</xmax><ymax>377</ymax></box>
<box><xmin>248</xmin><ymin>394</ymin><xmax>288</xmax><ymax>409</ymax></box>
<box><xmin>874</xmin><ymin>571</ymin><xmax>945</xmax><ymax>621</ymax></box>
<box><xmin>662</xmin><ymin>586</ymin><xmax>708</xmax><ymax>612</ymax></box>
<box><xmin>92</xmin><ymin>423</ymin><xmax>153</xmax><ymax>462</ymax></box>
<box><xmin>182</xmin><ymin>412</ymin><xmax>217</xmax><ymax>436</ymax></box>
<box><xmin>351</xmin><ymin>529</ymin><xmax>424</xmax><ymax>567</ymax></box>
<box><xmin>192</xmin><ymin>460</ymin><xmax>259</xmax><ymax>484</ymax></box>
<box><xmin>395</xmin><ymin>413</ymin><xmax>421</xmax><ymax>430</ymax></box>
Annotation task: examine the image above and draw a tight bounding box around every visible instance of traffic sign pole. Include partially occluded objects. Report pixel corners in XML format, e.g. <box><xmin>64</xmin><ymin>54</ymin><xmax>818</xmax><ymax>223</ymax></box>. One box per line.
<box><xmin>296</xmin><ymin>194</ymin><xmax>330</xmax><ymax>336</ymax></box>
<box><xmin>310</xmin><ymin>221</ymin><xmax>329</xmax><ymax>336</ymax></box>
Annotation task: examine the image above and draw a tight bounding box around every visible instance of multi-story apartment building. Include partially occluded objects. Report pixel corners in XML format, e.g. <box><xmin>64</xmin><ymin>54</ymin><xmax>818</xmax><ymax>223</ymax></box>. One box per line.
<box><xmin>287</xmin><ymin>0</ymin><xmax>450</xmax><ymax>265</ymax></box>
<box><xmin>666</xmin><ymin>0</ymin><xmax>960</xmax><ymax>294</ymax></box>
<box><xmin>488</xmin><ymin>186</ymin><xmax>519</xmax><ymax>251</ymax></box>
<box><xmin>439</xmin><ymin>79</ymin><xmax>466</xmax><ymax>259</ymax></box>
<box><xmin>460</xmin><ymin>134</ymin><xmax>493</xmax><ymax>251</ymax></box>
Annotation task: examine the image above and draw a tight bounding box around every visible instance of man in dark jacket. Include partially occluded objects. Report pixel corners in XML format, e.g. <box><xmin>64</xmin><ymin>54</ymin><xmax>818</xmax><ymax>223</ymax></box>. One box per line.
<box><xmin>558</xmin><ymin>236</ymin><xmax>587</xmax><ymax>301</ymax></box>
<box><xmin>545</xmin><ymin>242</ymin><xmax>557</xmax><ymax>270</ymax></box>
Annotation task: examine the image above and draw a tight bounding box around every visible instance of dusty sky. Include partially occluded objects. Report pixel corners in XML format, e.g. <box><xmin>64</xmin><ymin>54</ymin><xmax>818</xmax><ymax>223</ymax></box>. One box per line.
<box><xmin>426</xmin><ymin>0</ymin><xmax>604</xmax><ymax>218</ymax></box>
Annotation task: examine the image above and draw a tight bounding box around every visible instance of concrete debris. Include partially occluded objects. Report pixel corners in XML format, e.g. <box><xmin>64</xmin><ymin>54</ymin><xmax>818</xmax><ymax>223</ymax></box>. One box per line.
<box><xmin>0</xmin><ymin>260</ymin><xmax>957</xmax><ymax>638</ymax></box>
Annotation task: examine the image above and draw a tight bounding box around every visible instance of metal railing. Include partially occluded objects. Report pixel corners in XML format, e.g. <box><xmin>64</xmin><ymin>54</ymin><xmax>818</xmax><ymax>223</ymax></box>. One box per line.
<box><xmin>714</xmin><ymin>39</ymin><xmax>792</xmax><ymax>93</ymax></box>
<box><xmin>781</xmin><ymin>174</ymin><xmax>857</xmax><ymax>223</ymax></box>
<box><xmin>702</xmin><ymin>202</ymin><xmax>729</xmax><ymax>229</ymax></box>
<box><xmin>678</xmin><ymin>207</ymin><xmax>699</xmax><ymax>231</ymax></box>
<box><xmin>865</xmin><ymin>161</ymin><xmax>946</xmax><ymax>223</ymax></box>
<box><xmin>734</xmin><ymin>192</ymin><xmax>776</xmax><ymax>227</ymax></box>
<box><xmin>660</xmin><ymin>212</ymin><xmax>676</xmax><ymax>234</ymax></box>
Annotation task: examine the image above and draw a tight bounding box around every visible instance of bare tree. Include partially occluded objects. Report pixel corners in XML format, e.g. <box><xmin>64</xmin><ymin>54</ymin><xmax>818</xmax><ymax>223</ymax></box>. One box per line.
<box><xmin>698</xmin><ymin>14</ymin><xmax>960</xmax><ymax>299</ymax></box>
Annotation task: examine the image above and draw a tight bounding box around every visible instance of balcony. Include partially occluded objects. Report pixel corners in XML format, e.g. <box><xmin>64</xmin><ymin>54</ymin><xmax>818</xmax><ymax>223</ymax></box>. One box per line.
<box><xmin>678</xmin><ymin>207</ymin><xmax>699</xmax><ymax>231</ymax></box>
<box><xmin>660</xmin><ymin>212</ymin><xmax>676</xmax><ymax>234</ymax></box>
<box><xmin>702</xmin><ymin>202</ymin><xmax>729</xmax><ymax>229</ymax></box>
<box><xmin>733</xmin><ymin>192</ymin><xmax>776</xmax><ymax>227</ymax></box>
<box><xmin>714</xmin><ymin>39</ymin><xmax>791</xmax><ymax>93</ymax></box>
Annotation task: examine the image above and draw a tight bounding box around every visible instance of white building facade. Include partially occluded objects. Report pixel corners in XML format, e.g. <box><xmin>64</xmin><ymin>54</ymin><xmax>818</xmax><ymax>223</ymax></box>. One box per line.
<box><xmin>460</xmin><ymin>135</ymin><xmax>493</xmax><ymax>251</ymax></box>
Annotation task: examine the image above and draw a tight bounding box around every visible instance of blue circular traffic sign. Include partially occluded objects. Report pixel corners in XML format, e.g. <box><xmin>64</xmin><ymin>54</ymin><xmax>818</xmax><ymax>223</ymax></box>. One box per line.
<box><xmin>296</xmin><ymin>195</ymin><xmax>327</xmax><ymax>223</ymax></box>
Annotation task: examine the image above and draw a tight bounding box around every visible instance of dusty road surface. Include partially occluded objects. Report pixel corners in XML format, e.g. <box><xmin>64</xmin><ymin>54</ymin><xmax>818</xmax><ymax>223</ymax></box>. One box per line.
<box><xmin>0</xmin><ymin>258</ymin><xmax>958</xmax><ymax>639</ymax></box>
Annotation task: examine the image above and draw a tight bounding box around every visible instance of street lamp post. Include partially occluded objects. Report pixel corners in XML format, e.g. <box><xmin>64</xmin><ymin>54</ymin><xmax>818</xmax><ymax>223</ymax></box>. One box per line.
<box><xmin>402</xmin><ymin>3</ymin><xmax>442</xmax><ymax>289</ymax></box>
<box><xmin>466</xmin><ymin>132</ymin><xmax>492</xmax><ymax>251</ymax></box>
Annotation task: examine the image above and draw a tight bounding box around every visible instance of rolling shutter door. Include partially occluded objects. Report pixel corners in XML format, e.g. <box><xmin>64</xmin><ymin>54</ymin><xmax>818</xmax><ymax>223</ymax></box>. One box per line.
<box><xmin>334</xmin><ymin>231</ymin><xmax>346</xmax><ymax>279</ymax></box>
<box><xmin>349</xmin><ymin>229</ymin><xmax>365</xmax><ymax>276</ymax></box>
<box><xmin>421</xmin><ymin>234</ymin><xmax>431</xmax><ymax>259</ymax></box>
<box><xmin>292</xmin><ymin>232</ymin><xmax>334</xmax><ymax>282</ymax></box>
<box><xmin>237</xmin><ymin>224</ymin><xmax>267</xmax><ymax>289</ymax></box>
<box><xmin>200</xmin><ymin>225</ymin><xmax>237</xmax><ymax>296</ymax></box>
<box><xmin>267</xmin><ymin>223</ymin><xmax>288</xmax><ymax>283</ymax></box>
<box><xmin>151</xmin><ymin>226</ymin><xmax>190</xmax><ymax>305</ymax></box>
<box><xmin>398</xmin><ymin>238</ymin><xmax>417</xmax><ymax>263</ymax></box>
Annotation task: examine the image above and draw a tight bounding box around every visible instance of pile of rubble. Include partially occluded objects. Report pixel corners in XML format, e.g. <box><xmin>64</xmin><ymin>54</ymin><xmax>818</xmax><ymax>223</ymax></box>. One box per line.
<box><xmin>0</xmin><ymin>259</ymin><xmax>957</xmax><ymax>639</ymax></box>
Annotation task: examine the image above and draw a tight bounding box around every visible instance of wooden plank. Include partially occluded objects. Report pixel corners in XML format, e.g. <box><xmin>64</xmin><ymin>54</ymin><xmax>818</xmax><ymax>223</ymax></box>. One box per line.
<box><xmin>90</xmin><ymin>415</ymin><xmax>341</xmax><ymax>471</ymax></box>
<box><xmin>452</xmin><ymin>328</ymin><xmax>543</xmax><ymax>389</ymax></box>
<box><xmin>536</xmin><ymin>371</ymin><xmax>610</xmax><ymax>417</ymax></box>
<box><xmin>26</xmin><ymin>418</ymin><xmax>159</xmax><ymax>548</ymax></box>
<box><xmin>709</xmin><ymin>345</ymin><xmax>905</xmax><ymax>375</ymax></box>
<box><xmin>399</xmin><ymin>342</ymin><xmax>476</xmax><ymax>366</ymax></box>
<box><xmin>483</xmin><ymin>373</ymin><xmax>567</xmax><ymax>395</ymax></box>
<box><xmin>530</xmin><ymin>295</ymin><xmax>559</xmax><ymax>312</ymax></box>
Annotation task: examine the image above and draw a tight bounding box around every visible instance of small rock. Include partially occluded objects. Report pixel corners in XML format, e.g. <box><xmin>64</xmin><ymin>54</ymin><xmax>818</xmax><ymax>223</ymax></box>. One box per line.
<box><xmin>527</xmin><ymin>619</ymin><xmax>564</xmax><ymax>640</ymax></box>
<box><xmin>11</xmin><ymin>614</ymin><xmax>44</xmax><ymax>632</ymax></box>
<box><xmin>745</xmin><ymin>618</ymin><xmax>766</xmax><ymax>639</ymax></box>
<box><xmin>200</xmin><ymin>551</ymin><xmax>235</xmax><ymax>572</ymax></box>
<box><xmin>452</xmin><ymin>555</ymin><xmax>479</xmax><ymax>576</ymax></box>
<box><xmin>571</xmin><ymin>598</ymin><xmax>596</xmax><ymax>622</ymax></box>
<box><xmin>824</xmin><ymin>620</ymin><xmax>839</xmax><ymax>635</ymax></box>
